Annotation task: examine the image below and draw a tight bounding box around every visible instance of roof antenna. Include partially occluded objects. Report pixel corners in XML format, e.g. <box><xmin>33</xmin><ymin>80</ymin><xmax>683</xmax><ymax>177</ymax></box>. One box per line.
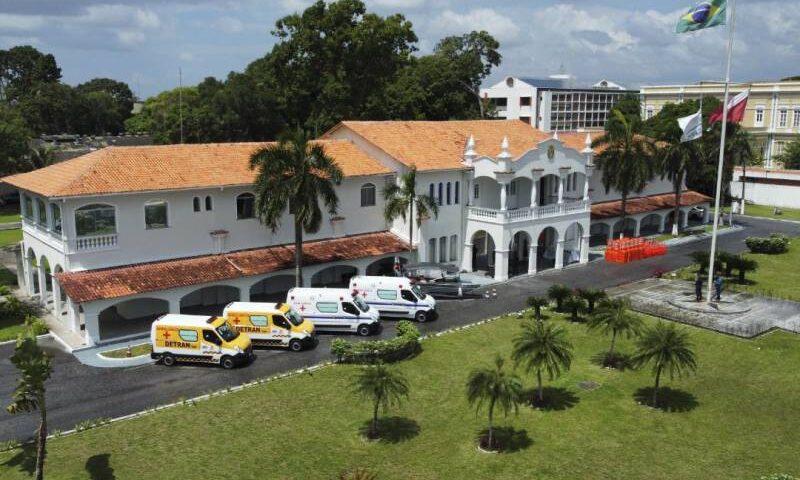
<box><xmin>178</xmin><ymin>66</ymin><xmax>184</xmax><ymax>144</ymax></box>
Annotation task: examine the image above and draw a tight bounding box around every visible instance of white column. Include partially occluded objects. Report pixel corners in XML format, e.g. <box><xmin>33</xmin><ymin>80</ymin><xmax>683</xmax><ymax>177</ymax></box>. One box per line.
<box><xmin>52</xmin><ymin>277</ymin><xmax>62</xmax><ymax>319</ymax></box>
<box><xmin>68</xmin><ymin>299</ymin><xmax>80</xmax><ymax>333</ymax></box>
<box><xmin>703</xmin><ymin>205</ymin><xmax>711</xmax><ymax>224</ymax></box>
<box><xmin>84</xmin><ymin>309</ymin><xmax>100</xmax><ymax>346</ymax></box>
<box><xmin>681</xmin><ymin>209</ymin><xmax>690</xmax><ymax>228</ymax></box>
<box><xmin>168</xmin><ymin>297</ymin><xmax>181</xmax><ymax>314</ymax></box>
<box><xmin>607</xmin><ymin>225</ymin><xmax>615</xmax><ymax>243</ymax></box>
<box><xmin>24</xmin><ymin>256</ymin><xmax>35</xmax><ymax>296</ymax></box>
<box><xmin>465</xmin><ymin>178</ymin><xmax>472</xmax><ymax>206</ymax></box>
<box><xmin>583</xmin><ymin>176</ymin><xmax>590</xmax><ymax>201</ymax></box>
<box><xmin>240</xmin><ymin>287</ymin><xmax>250</xmax><ymax>302</ymax></box>
<box><xmin>557</xmin><ymin>175</ymin><xmax>565</xmax><ymax>204</ymax></box>
<box><xmin>494</xmin><ymin>250</ymin><xmax>509</xmax><ymax>281</ymax></box>
<box><xmin>499</xmin><ymin>182</ymin><xmax>508</xmax><ymax>211</ymax></box>
<box><xmin>527</xmin><ymin>244</ymin><xmax>537</xmax><ymax>275</ymax></box>
<box><xmin>555</xmin><ymin>240</ymin><xmax>565</xmax><ymax>269</ymax></box>
<box><xmin>15</xmin><ymin>247</ymin><xmax>25</xmax><ymax>293</ymax></box>
<box><xmin>633</xmin><ymin>218</ymin><xmax>641</xmax><ymax>238</ymax></box>
<box><xmin>462</xmin><ymin>243</ymin><xmax>474</xmax><ymax>272</ymax></box>
<box><xmin>658</xmin><ymin>215</ymin><xmax>667</xmax><ymax>233</ymax></box>
<box><xmin>37</xmin><ymin>262</ymin><xmax>47</xmax><ymax>306</ymax></box>
<box><xmin>530</xmin><ymin>178</ymin><xmax>538</xmax><ymax>208</ymax></box>
<box><xmin>580</xmin><ymin>235</ymin><xmax>590</xmax><ymax>264</ymax></box>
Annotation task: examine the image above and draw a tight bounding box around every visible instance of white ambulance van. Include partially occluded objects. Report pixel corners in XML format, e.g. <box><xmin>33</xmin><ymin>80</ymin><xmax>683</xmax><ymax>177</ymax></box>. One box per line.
<box><xmin>150</xmin><ymin>314</ymin><xmax>254</xmax><ymax>369</ymax></box>
<box><xmin>221</xmin><ymin>302</ymin><xmax>317</xmax><ymax>352</ymax></box>
<box><xmin>286</xmin><ymin>288</ymin><xmax>380</xmax><ymax>336</ymax></box>
<box><xmin>349</xmin><ymin>275</ymin><xmax>437</xmax><ymax>322</ymax></box>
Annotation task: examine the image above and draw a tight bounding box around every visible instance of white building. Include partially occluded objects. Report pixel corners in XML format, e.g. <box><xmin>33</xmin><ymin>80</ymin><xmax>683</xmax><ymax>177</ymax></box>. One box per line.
<box><xmin>3</xmin><ymin>120</ymin><xmax>710</xmax><ymax>347</ymax></box>
<box><xmin>730</xmin><ymin>167</ymin><xmax>800</xmax><ymax>209</ymax></box>
<box><xmin>480</xmin><ymin>76</ymin><xmax>638</xmax><ymax>131</ymax></box>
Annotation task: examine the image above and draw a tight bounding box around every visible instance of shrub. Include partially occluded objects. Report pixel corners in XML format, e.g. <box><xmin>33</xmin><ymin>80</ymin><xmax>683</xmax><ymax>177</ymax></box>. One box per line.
<box><xmin>0</xmin><ymin>285</ymin><xmax>11</xmax><ymax>296</ymax></box>
<box><xmin>746</xmin><ymin>233</ymin><xmax>790</xmax><ymax>254</ymax></box>
<box><xmin>24</xmin><ymin>315</ymin><xmax>48</xmax><ymax>336</ymax></box>
<box><xmin>0</xmin><ymin>295</ymin><xmax>34</xmax><ymax>323</ymax></box>
<box><xmin>331</xmin><ymin>321</ymin><xmax>420</xmax><ymax>364</ymax></box>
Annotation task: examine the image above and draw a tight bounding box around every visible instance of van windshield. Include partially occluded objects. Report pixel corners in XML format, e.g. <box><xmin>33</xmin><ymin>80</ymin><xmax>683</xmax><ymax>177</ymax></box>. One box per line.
<box><xmin>411</xmin><ymin>285</ymin><xmax>425</xmax><ymax>300</ymax></box>
<box><xmin>353</xmin><ymin>296</ymin><xmax>369</xmax><ymax>312</ymax></box>
<box><xmin>216</xmin><ymin>321</ymin><xmax>240</xmax><ymax>342</ymax></box>
<box><xmin>286</xmin><ymin>308</ymin><xmax>305</xmax><ymax>327</ymax></box>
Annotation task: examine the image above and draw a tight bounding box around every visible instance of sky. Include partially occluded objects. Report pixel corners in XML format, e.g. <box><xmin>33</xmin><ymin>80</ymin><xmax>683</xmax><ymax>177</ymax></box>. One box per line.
<box><xmin>0</xmin><ymin>0</ymin><xmax>798</xmax><ymax>99</ymax></box>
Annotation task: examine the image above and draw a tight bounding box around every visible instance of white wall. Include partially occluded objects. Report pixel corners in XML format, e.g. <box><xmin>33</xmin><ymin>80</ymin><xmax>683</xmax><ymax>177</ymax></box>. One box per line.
<box><xmin>588</xmin><ymin>168</ymin><xmax>677</xmax><ymax>203</ymax></box>
<box><xmin>730</xmin><ymin>169</ymin><xmax>800</xmax><ymax>209</ymax></box>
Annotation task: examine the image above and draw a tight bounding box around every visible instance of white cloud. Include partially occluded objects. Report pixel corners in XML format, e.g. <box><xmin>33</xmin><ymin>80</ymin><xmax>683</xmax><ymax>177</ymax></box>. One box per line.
<box><xmin>116</xmin><ymin>30</ymin><xmax>146</xmax><ymax>46</ymax></box>
<box><xmin>213</xmin><ymin>16</ymin><xmax>244</xmax><ymax>34</ymax></box>
<box><xmin>77</xmin><ymin>5</ymin><xmax>161</xmax><ymax>29</ymax></box>
<box><xmin>0</xmin><ymin>13</ymin><xmax>45</xmax><ymax>31</ymax></box>
<box><xmin>432</xmin><ymin>8</ymin><xmax>520</xmax><ymax>45</ymax></box>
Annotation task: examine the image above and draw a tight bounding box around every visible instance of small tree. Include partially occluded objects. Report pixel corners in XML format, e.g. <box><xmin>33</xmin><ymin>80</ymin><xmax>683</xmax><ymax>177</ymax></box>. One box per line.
<box><xmin>588</xmin><ymin>298</ymin><xmax>643</xmax><ymax>362</ymax></box>
<box><xmin>689</xmin><ymin>250</ymin><xmax>711</xmax><ymax>273</ymax></box>
<box><xmin>465</xmin><ymin>355</ymin><xmax>523</xmax><ymax>450</ymax></box>
<box><xmin>733</xmin><ymin>256</ymin><xmax>758</xmax><ymax>283</ymax></box>
<box><xmin>562</xmin><ymin>296</ymin><xmax>586</xmax><ymax>323</ymax></box>
<box><xmin>512</xmin><ymin>321</ymin><xmax>573</xmax><ymax>403</ymax></box>
<box><xmin>526</xmin><ymin>296</ymin><xmax>549</xmax><ymax>321</ymax></box>
<box><xmin>383</xmin><ymin>166</ymin><xmax>439</xmax><ymax>251</ymax></box>
<box><xmin>351</xmin><ymin>363</ymin><xmax>410</xmax><ymax>438</ymax></box>
<box><xmin>6</xmin><ymin>331</ymin><xmax>53</xmax><ymax>480</ymax></box>
<box><xmin>577</xmin><ymin>288</ymin><xmax>607</xmax><ymax>314</ymax></box>
<box><xmin>632</xmin><ymin>322</ymin><xmax>697</xmax><ymax>407</ymax></box>
<box><xmin>547</xmin><ymin>284</ymin><xmax>572</xmax><ymax>312</ymax></box>
<box><xmin>717</xmin><ymin>251</ymin><xmax>736</xmax><ymax>277</ymax></box>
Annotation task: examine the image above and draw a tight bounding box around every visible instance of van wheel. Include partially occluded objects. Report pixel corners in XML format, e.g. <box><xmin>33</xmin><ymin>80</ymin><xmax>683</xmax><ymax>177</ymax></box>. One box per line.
<box><xmin>415</xmin><ymin>310</ymin><xmax>428</xmax><ymax>323</ymax></box>
<box><xmin>162</xmin><ymin>353</ymin><xmax>176</xmax><ymax>367</ymax></box>
<box><xmin>289</xmin><ymin>339</ymin><xmax>303</xmax><ymax>352</ymax></box>
<box><xmin>357</xmin><ymin>324</ymin><xmax>372</xmax><ymax>337</ymax></box>
<box><xmin>220</xmin><ymin>356</ymin><xmax>236</xmax><ymax>370</ymax></box>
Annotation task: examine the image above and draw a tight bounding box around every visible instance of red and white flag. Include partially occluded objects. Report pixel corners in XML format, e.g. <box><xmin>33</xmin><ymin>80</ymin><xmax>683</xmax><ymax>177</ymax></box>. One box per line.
<box><xmin>709</xmin><ymin>89</ymin><xmax>749</xmax><ymax>124</ymax></box>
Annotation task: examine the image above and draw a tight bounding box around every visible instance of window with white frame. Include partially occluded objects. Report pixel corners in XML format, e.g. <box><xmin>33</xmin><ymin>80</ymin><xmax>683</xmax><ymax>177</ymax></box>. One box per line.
<box><xmin>755</xmin><ymin>106</ymin><xmax>765</xmax><ymax>127</ymax></box>
<box><xmin>775</xmin><ymin>141</ymin><xmax>786</xmax><ymax>156</ymax></box>
<box><xmin>454</xmin><ymin>181</ymin><xmax>460</xmax><ymax>204</ymax></box>
<box><xmin>428</xmin><ymin>238</ymin><xmax>436</xmax><ymax>263</ymax></box>
<box><xmin>449</xmin><ymin>234</ymin><xmax>458</xmax><ymax>261</ymax></box>
<box><xmin>205</xmin><ymin>195</ymin><xmax>213</xmax><ymax>211</ymax></box>
<box><xmin>192</xmin><ymin>197</ymin><xmax>201</xmax><ymax>212</ymax></box>
<box><xmin>36</xmin><ymin>198</ymin><xmax>47</xmax><ymax>226</ymax></box>
<box><xmin>446</xmin><ymin>182</ymin><xmax>452</xmax><ymax>205</ymax></box>
<box><xmin>794</xmin><ymin>108</ymin><xmax>800</xmax><ymax>128</ymax></box>
<box><xmin>779</xmin><ymin>108</ymin><xmax>788</xmax><ymax>127</ymax></box>
<box><xmin>646</xmin><ymin>106</ymin><xmax>654</xmax><ymax>119</ymax></box>
<box><xmin>508</xmin><ymin>181</ymin><xmax>516</xmax><ymax>196</ymax></box>
<box><xmin>50</xmin><ymin>203</ymin><xmax>61</xmax><ymax>234</ymax></box>
<box><xmin>438</xmin><ymin>183</ymin><xmax>443</xmax><ymax>206</ymax></box>
<box><xmin>75</xmin><ymin>204</ymin><xmax>116</xmax><ymax>236</ymax></box>
<box><xmin>23</xmin><ymin>195</ymin><xmax>33</xmax><ymax>220</ymax></box>
<box><xmin>144</xmin><ymin>200</ymin><xmax>169</xmax><ymax>229</ymax></box>
<box><xmin>237</xmin><ymin>193</ymin><xmax>255</xmax><ymax>219</ymax></box>
<box><xmin>429</xmin><ymin>183</ymin><xmax>435</xmax><ymax>201</ymax></box>
<box><xmin>439</xmin><ymin>236</ymin><xmax>447</xmax><ymax>263</ymax></box>
<box><xmin>360</xmin><ymin>183</ymin><xmax>376</xmax><ymax>207</ymax></box>
<box><xmin>473</xmin><ymin>183</ymin><xmax>480</xmax><ymax>199</ymax></box>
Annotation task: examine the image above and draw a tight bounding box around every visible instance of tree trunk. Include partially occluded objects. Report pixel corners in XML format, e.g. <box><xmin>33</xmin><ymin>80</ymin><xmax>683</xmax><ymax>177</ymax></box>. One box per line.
<box><xmin>609</xmin><ymin>330</ymin><xmax>617</xmax><ymax>358</ymax></box>
<box><xmin>534</xmin><ymin>306</ymin><xmax>541</xmax><ymax>321</ymax></box>
<box><xmin>294</xmin><ymin>216</ymin><xmax>304</xmax><ymax>287</ymax></box>
<box><xmin>652</xmin><ymin>365</ymin><xmax>662</xmax><ymax>407</ymax></box>
<box><xmin>739</xmin><ymin>269</ymin><xmax>745</xmax><ymax>283</ymax></box>
<box><xmin>537</xmin><ymin>370</ymin><xmax>543</xmax><ymax>402</ymax></box>
<box><xmin>487</xmin><ymin>398</ymin><xmax>495</xmax><ymax>449</ymax></box>
<box><xmin>408</xmin><ymin>199</ymin><xmax>414</xmax><ymax>252</ymax></box>
<box><xmin>620</xmin><ymin>195</ymin><xmax>628</xmax><ymax>239</ymax></box>
<box><xmin>372</xmin><ymin>397</ymin><xmax>380</xmax><ymax>437</ymax></box>
<box><xmin>35</xmin><ymin>397</ymin><xmax>46</xmax><ymax>480</ymax></box>
<box><xmin>672</xmin><ymin>178</ymin><xmax>682</xmax><ymax>236</ymax></box>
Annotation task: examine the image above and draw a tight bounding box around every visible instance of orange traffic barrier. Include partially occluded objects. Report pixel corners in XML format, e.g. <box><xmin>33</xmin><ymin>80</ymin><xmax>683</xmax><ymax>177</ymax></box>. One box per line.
<box><xmin>605</xmin><ymin>237</ymin><xmax>667</xmax><ymax>264</ymax></box>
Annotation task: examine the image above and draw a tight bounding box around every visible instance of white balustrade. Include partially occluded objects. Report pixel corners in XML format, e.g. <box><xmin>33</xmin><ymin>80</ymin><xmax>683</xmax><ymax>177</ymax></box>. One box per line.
<box><xmin>74</xmin><ymin>233</ymin><xmax>118</xmax><ymax>252</ymax></box>
<box><xmin>468</xmin><ymin>200</ymin><xmax>589</xmax><ymax>225</ymax></box>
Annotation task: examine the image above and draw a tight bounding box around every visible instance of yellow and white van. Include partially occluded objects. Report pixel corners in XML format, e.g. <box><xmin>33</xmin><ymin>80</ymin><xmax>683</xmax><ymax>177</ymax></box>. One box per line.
<box><xmin>222</xmin><ymin>302</ymin><xmax>316</xmax><ymax>352</ymax></box>
<box><xmin>150</xmin><ymin>314</ymin><xmax>254</xmax><ymax>369</ymax></box>
<box><xmin>349</xmin><ymin>275</ymin><xmax>437</xmax><ymax>322</ymax></box>
<box><xmin>286</xmin><ymin>287</ymin><xmax>380</xmax><ymax>336</ymax></box>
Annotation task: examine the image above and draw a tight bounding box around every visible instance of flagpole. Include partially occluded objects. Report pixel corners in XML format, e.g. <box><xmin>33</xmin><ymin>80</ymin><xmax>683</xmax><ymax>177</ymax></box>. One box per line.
<box><xmin>706</xmin><ymin>0</ymin><xmax>737</xmax><ymax>303</ymax></box>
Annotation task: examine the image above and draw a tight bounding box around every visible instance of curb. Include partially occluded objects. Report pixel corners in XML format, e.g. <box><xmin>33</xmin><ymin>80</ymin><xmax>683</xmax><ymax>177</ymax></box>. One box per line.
<box><xmin>0</xmin><ymin>332</ymin><xmax>52</xmax><ymax>347</ymax></box>
<box><xmin>739</xmin><ymin>213</ymin><xmax>800</xmax><ymax>225</ymax></box>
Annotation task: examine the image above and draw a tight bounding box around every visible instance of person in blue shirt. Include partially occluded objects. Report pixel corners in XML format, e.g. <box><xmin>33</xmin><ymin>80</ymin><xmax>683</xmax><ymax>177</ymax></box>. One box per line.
<box><xmin>714</xmin><ymin>275</ymin><xmax>724</xmax><ymax>302</ymax></box>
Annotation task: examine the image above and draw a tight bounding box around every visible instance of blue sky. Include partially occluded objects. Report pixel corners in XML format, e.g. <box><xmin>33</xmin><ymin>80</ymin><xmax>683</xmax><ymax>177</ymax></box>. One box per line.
<box><xmin>0</xmin><ymin>0</ymin><xmax>797</xmax><ymax>98</ymax></box>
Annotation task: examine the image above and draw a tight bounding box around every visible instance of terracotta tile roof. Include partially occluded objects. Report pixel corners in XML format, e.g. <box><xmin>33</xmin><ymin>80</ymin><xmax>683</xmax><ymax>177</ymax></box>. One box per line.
<box><xmin>591</xmin><ymin>191</ymin><xmax>712</xmax><ymax>220</ymax></box>
<box><xmin>326</xmin><ymin>120</ymin><xmax>603</xmax><ymax>172</ymax></box>
<box><xmin>2</xmin><ymin>139</ymin><xmax>391</xmax><ymax>198</ymax></box>
<box><xmin>56</xmin><ymin>231</ymin><xmax>408</xmax><ymax>304</ymax></box>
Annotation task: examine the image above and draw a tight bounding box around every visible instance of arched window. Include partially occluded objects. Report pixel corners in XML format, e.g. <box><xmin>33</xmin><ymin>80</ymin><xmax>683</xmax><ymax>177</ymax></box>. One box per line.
<box><xmin>50</xmin><ymin>203</ymin><xmax>62</xmax><ymax>234</ymax></box>
<box><xmin>205</xmin><ymin>195</ymin><xmax>213</xmax><ymax>211</ymax></box>
<box><xmin>144</xmin><ymin>200</ymin><xmax>169</xmax><ymax>229</ymax></box>
<box><xmin>450</xmin><ymin>234</ymin><xmax>458</xmax><ymax>261</ymax></box>
<box><xmin>237</xmin><ymin>193</ymin><xmax>255</xmax><ymax>219</ymax></box>
<box><xmin>193</xmin><ymin>197</ymin><xmax>201</xmax><ymax>212</ymax></box>
<box><xmin>360</xmin><ymin>183</ymin><xmax>376</xmax><ymax>207</ymax></box>
<box><xmin>429</xmin><ymin>183</ymin><xmax>434</xmax><ymax>201</ymax></box>
<box><xmin>454</xmin><ymin>181</ymin><xmax>460</xmax><ymax>204</ymax></box>
<box><xmin>438</xmin><ymin>183</ymin><xmax>443</xmax><ymax>206</ymax></box>
<box><xmin>446</xmin><ymin>182</ymin><xmax>452</xmax><ymax>205</ymax></box>
<box><xmin>75</xmin><ymin>204</ymin><xmax>116</xmax><ymax>237</ymax></box>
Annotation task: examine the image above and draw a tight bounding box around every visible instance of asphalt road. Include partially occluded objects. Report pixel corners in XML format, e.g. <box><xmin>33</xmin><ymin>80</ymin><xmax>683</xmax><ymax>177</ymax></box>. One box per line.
<box><xmin>1</xmin><ymin>215</ymin><xmax>798</xmax><ymax>442</ymax></box>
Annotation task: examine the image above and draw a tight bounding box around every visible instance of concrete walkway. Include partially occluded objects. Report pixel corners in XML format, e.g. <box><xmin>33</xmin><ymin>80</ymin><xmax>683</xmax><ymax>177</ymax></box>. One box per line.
<box><xmin>74</xmin><ymin>338</ymin><xmax>154</xmax><ymax>368</ymax></box>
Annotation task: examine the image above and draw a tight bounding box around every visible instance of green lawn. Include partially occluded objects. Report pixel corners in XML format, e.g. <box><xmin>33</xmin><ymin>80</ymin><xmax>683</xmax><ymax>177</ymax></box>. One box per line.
<box><xmin>652</xmin><ymin>224</ymin><xmax>728</xmax><ymax>243</ymax></box>
<box><xmin>0</xmin><ymin>204</ymin><xmax>20</xmax><ymax>224</ymax></box>
<box><xmin>675</xmin><ymin>238</ymin><xmax>800</xmax><ymax>301</ymax></box>
<box><xmin>742</xmin><ymin>204</ymin><xmax>800</xmax><ymax>222</ymax></box>
<box><xmin>1</xmin><ymin>314</ymin><xmax>798</xmax><ymax>479</ymax></box>
<box><xmin>98</xmin><ymin>343</ymin><xmax>152</xmax><ymax>358</ymax></box>
<box><xmin>0</xmin><ymin>229</ymin><xmax>22</xmax><ymax>247</ymax></box>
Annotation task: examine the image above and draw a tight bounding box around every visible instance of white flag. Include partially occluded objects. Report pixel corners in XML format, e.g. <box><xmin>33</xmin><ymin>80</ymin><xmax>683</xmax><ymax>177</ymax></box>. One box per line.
<box><xmin>678</xmin><ymin>109</ymin><xmax>703</xmax><ymax>143</ymax></box>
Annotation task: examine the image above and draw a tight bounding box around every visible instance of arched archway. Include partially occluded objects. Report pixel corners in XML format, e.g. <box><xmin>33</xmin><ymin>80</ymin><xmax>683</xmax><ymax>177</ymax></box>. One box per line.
<box><xmin>99</xmin><ymin>297</ymin><xmax>169</xmax><ymax>341</ymax></box>
<box><xmin>590</xmin><ymin>222</ymin><xmax>611</xmax><ymax>247</ymax></box>
<box><xmin>311</xmin><ymin>265</ymin><xmax>358</xmax><ymax>288</ymax></box>
<box><xmin>250</xmin><ymin>274</ymin><xmax>295</xmax><ymax>303</ymax></box>
<box><xmin>639</xmin><ymin>213</ymin><xmax>662</xmax><ymax>236</ymax></box>
<box><xmin>180</xmin><ymin>285</ymin><xmax>240</xmax><ymax>315</ymax></box>
<box><xmin>563</xmin><ymin>223</ymin><xmax>584</xmax><ymax>266</ymax></box>
<box><xmin>509</xmin><ymin>178</ymin><xmax>533</xmax><ymax>210</ymax></box>
<box><xmin>613</xmin><ymin>218</ymin><xmax>637</xmax><ymax>238</ymax></box>
<box><xmin>470</xmin><ymin>230</ymin><xmax>496</xmax><ymax>275</ymax></box>
<box><xmin>508</xmin><ymin>231</ymin><xmax>532</xmax><ymax>277</ymax></box>
<box><xmin>539</xmin><ymin>174</ymin><xmax>561</xmax><ymax>206</ymax></box>
<box><xmin>537</xmin><ymin>227</ymin><xmax>559</xmax><ymax>271</ymax></box>
<box><xmin>26</xmin><ymin>248</ymin><xmax>38</xmax><ymax>294</ymax></box>
<box><xmin>365</xmin><ymin>256</ymin><xmax>409</xmax><ymax>276</ymax></box>
<box><xmin>52</xmin><ymin>264</ymin><xmax>66</xmax><ymax>318</ymax></box>
<box><xmin>472</xmin><ymin>176</ymin><xmax>501</xmax><ymax>209</ymax></box>
<box><xmin>665</xmin><ymin>210</ymin><xmax>687</xmax><ymax>233</ymax></box>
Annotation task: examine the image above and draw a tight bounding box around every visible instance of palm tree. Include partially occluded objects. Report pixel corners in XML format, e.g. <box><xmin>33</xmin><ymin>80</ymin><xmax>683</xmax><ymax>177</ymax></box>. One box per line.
<box><xmin>593</xmin><ymin>110</ymin><xmax>654</xmax><ymax>230</ymax></box>
<box><xmin>512</xmin><ymin>321</ymin><xmax>573</xmax><ymax>403</ymax></box>
<box><xmin>351</xmin><ymin>363</ymin><xmax>410</xmax><ymax>438</ymax></box>
<box><xmin>729</xmin><ymin>255</ymin><xmax>758</xmax><ymax>283</ymax></box>
<box><xmin>577</xmin><ymin>288</ymin><xmax>607</xmax><ymax>314</ymax></box>
<box><xmin>632</xmin><ymin>322</ymin><xmax>697</xmax><ymax>407</ymax></box>
<box><xmin>547</xmin><ymin>284</ymin><xmax>571</xmax><ymax>312</ymax></box>
<box><xmin>588</xmin><ymin>298</ymin><xmax>643</xmax><ymax>361</ymax></box>
<box><xmin>561</xmin><ymin>295</ymin><xmax>586</xmax><ymax>323</ymax></box>
<box><xmin>655</xmin><ymin>140</ymin><xmax>698</xmax><ymax>236</ymax></box>
<box><xmin>465</xmin><ymin>355</ymin><xmax>523</xmax><ymax>450</ymax></box>
<box><xmin>383</xmin><ymin>166</ymin><xmax>439</xmax><ymax>251</ymax></box>
<box><xmin>6</xmin><ymin>330</ymin><xmax>53</xmax><ymax>480</ymax></box>
<box><xmin>250</xmin><ymin>129</ymin><xmax>343</xmax><ymax>287</ymax></box>
<box><xmin>526</xmin><ymin>296</ymin><xmax>549</xmax><ymax>321</ymax></box>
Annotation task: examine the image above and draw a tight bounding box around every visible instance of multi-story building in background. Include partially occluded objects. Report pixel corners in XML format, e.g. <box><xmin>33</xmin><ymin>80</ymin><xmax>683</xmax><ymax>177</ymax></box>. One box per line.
<box><xmin>640</xmin><ymin>80</ymin><xmax>800</xmax><ymax>168</ymax></box>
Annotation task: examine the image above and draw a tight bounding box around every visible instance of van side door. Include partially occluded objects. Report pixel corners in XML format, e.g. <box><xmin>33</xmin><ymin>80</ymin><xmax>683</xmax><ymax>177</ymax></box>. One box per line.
<box><xmin>376</xmin><ymin>288</ymin><xmax>406</xmax><ymax>316</ymax></box>
<box><xmin>201</xmin><ymin>329</ymin><xmax>223</xmax><ymax>357</ymax></box>
<box><xmin>270</xmin><ymin>314</ymin><xmax>292</xmax><ymax>345</ymax></box>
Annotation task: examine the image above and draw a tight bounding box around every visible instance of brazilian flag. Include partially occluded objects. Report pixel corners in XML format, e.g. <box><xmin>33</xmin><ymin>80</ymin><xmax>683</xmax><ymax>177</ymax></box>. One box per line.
<box><xmin>676</xmin><ymin>0</ymin><xmax>727</xmax><ymax>33</ymax></box>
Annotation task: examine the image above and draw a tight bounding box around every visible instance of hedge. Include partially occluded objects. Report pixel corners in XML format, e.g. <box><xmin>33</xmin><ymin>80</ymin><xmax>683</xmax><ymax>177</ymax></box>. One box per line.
<box><xmin>331</xmin><ymin>320</ymin><xmax>421</xmax><ymax>364</ymax></box>
<box><xmin>745</xmin><ymin>233</ymin><xmax>790</xmax><ymax>254</ymax></box>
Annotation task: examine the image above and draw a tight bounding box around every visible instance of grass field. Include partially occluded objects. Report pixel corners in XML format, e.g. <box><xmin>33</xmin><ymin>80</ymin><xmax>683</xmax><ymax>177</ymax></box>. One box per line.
<box><xmin>652</xmin><ymin>224</ymin><xmax>729</xmax><ymax>243</ymax></box>
<box><xmin>742</xmin><ymin>204</ymin><xmax>800</xmax><ymax>222</ymax></box>
<box><xmin>0</xmin><ymin>229</ymin><xmax>22</xmax><ymax>247</ymax></box>
<box><xmin>1</xmin><ymin>313</ymin><xmax>798</xmax><ymax>480</ymax></box>
<box><xmin>98</xmin><ymin>343</ymin><xmax>152</xmax><ymax>358</ymax></box>
<box><xmin>676</xmin><ymin>237</ymin><xmax>800</xmax><ymax>301</ymax></box>
<box><xmin>0</xmin><ymin>204</ymin><xmax>20</xmax><ymax>224</ymax></box>
<box><xmin>0</xmin><ymin>317</ymin><xmax>28</xmax><ymax>343</ymax></box>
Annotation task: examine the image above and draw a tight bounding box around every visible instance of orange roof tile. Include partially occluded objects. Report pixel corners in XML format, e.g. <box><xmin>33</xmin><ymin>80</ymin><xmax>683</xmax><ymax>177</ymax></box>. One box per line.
<box><xmin>327</xmin><ymin>120</ymin><xmax>603</xmax><ymax>172</ymax></box>
<box><xmin>2</xmin><ymin>139</ymin><xmax>391</xmax><ymax>198</ymax></box>
<box><xmin>591</xmin><ymin>191</ymin><xmax>712</xmax><ymax>220</ymax></box>
<box><xmin>56</xmin><ymin>231</ymin><xmax>408</xmax><ymax>304</ymax></box>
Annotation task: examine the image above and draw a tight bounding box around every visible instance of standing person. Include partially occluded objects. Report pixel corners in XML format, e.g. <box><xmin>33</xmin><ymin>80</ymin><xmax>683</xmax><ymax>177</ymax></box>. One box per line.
<box><xmin>694</xmin><ymin>272</ymin><xmax>703</xmax><ymax>302</ymax></box>
<box><xmin>714</xmin><ymin>275</ymin><xmax>724</xmax><ymax>302</ymax></box>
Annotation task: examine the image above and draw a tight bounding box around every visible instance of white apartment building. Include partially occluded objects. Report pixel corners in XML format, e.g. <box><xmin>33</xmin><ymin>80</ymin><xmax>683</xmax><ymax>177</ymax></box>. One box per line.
<box><xmin>480</xmin><ymin>76</ymin><xmax>638</xmax><ymax>131</ymax></box>
<box><xmin>3</xmin><ymin>120</ymin><xmax>710</xmax><ymax>347</ymax></box>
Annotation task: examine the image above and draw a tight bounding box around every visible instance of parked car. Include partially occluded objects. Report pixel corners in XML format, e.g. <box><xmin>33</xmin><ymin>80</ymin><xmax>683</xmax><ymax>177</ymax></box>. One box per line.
<box><xmin>402</xmin><ymin>263</ymin><xmax>482</xmax><ymax>299</ymax></box>
<box><xmin>688</xmin><ymin>206</ymin><xmax>706</xmax><ymax>220</ymax></box>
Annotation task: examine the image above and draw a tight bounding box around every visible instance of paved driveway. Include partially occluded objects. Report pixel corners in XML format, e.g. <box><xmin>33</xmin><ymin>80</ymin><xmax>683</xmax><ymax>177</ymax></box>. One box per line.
<box><xmin>1</xmin><ymin>215</ymin><xmax>798</xmax><ymax>442</ymax></box>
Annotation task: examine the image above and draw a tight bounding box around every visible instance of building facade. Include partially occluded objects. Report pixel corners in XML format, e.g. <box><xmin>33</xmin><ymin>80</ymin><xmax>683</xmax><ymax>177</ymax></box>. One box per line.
<box><xmin>480</xmin><ymin>76</ymin><xmax>638</xmax><ymax>131</ymax></box>
<box><xmin>640</xmin><ymin>80</ymin><xmax>800</xmax><ymax>167</ymax></box>
<box><xmin>4</xmin><ymin>120</ymin><xmax>709</xmax><ymax>347</ymax></box>
<box><xmin>730</xmin><ymin>167</ymin><xmax>800</xmax><ymax>209</ymax></box>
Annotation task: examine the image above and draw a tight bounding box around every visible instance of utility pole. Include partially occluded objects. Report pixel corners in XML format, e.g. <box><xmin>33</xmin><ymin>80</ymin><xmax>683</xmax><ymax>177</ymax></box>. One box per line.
<box><xmin>178</xmin><ymin>67</ymin><xmax>184</xmax><ymax>144</ymax></box>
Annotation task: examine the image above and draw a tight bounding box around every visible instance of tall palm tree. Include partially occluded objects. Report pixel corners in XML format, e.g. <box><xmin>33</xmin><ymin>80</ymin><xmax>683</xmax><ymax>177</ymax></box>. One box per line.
<box><xmin>351</xmin><ymin>363</ymin><xmax>410</xmax><ymax>438</ymax></box>
<box><xmin>588</xmin><ymin>298</ymin><xmax>643</xmax><ymax>361</ymax></box>
<box><xmin>577</xmin><ymin>288</ymin><xmax>607</xmax><ymax>314</ymax></box>
<box><xmin>383</xmin><ymin>166</ymin><xmax>438</xmax><ymax>251</ymax></box>
<box><xmin>593</xmin><ymin>110</ymin><xmax>654</xmax><ymax>231</ymax></box>
<box><xmin>655</xmin><ymin>140</ymin><xmax>698</xmax><ymax>236</ymax></box>
<box><xmin>512</xmin><ymin>321</ymin><xmax>573</xmax><ymax>402</ymax></box>
<box><xmin>526</xmin><ymin>296</ymin><xmax>549</xmax><ymax>321</ymax></box>
<box><xmin>6</xmin><ymin>330</ymin><xmax>53</xmax><ymax>480</ymax></box>
<box><xmin>465</xmin><ymin>355</ymin><xmax>523</xmax><ymax>450</ymax></box>
<box><xmin>632</xmin><ymin>322</ymin><xmax>697</xmax><ymax>407</ymax></box>
<box><xmin>250</xmin><ymin>129</ymin><xmax>343</xmax><ymax>287</ymax></box>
